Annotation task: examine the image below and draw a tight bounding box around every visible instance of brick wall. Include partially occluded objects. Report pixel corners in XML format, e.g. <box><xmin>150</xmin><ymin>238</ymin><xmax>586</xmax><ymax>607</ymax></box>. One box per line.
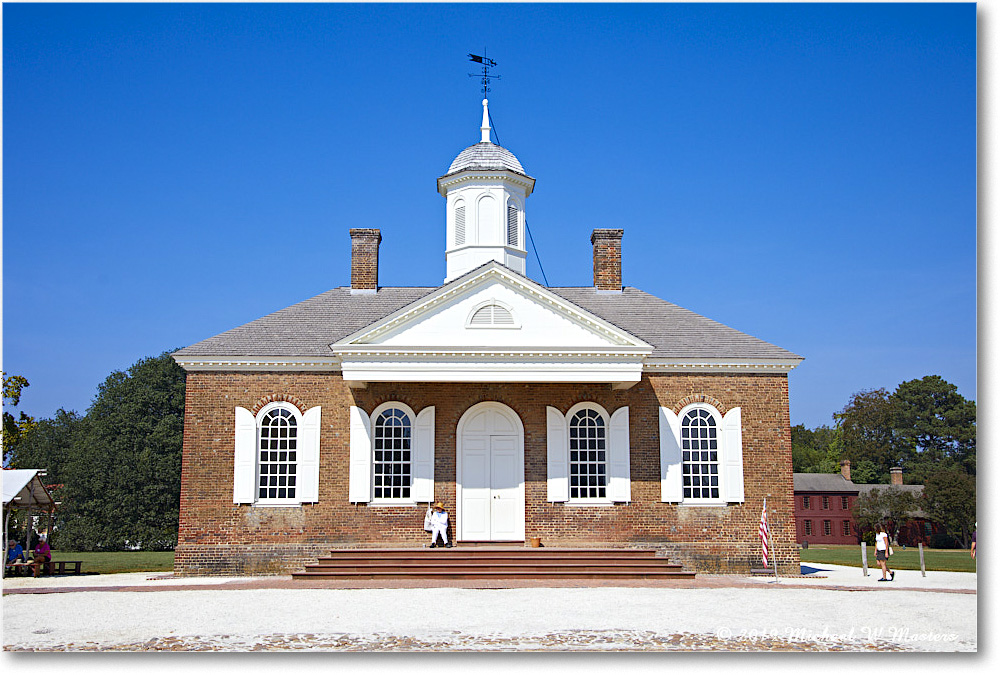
<box><xmin>794</xmin><ymin>492</ymin><xmax>857</xmax><ymax>545</ymax></box>
<box><xmin>175</xmin><ymin>371</ymin><xmax>799</xmax><ymax>575</ymax></box>
<box><xmin>590</xmin><ymin>229</ymin><xmax>623</xmax><ymax>291</ymax></box>
<box><xmin>349</xmin><ymin>228</ymin><xmax>381</xmax><ymax>290</ymax></box>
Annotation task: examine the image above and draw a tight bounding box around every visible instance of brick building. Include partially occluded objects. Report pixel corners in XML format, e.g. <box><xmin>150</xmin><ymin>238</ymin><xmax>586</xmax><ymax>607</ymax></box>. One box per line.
<box><xmin>794</xmin><ymin>462</ymin><xmax>943</xmax><ymax>546</ymax></box>
<box><xmin>172</xmin><ymin>100</ymin><xmax>804</xmax><ymax>575</ymax></box>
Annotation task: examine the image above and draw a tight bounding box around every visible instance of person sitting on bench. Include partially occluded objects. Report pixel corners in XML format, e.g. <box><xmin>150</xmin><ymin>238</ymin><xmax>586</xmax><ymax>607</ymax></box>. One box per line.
<box><xmin>31</xmin><ymin>534</ymin><xmax>52</xmax><ymax>576</ymax></box>
<box><xmin>6</xmin><ymin>540</ymin><xmax>27</xmax><ymax>575</ymax></box>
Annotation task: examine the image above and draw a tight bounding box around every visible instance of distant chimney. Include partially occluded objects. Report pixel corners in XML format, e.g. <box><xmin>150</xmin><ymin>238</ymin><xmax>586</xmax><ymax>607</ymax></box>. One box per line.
<box><xmin>840</xmin><ymin>459</ymin><xmax>851</xmax><ymax>482</ymax></box>
<box><xmin>350</xmin><ymin>228</ymin><xmax>381</xmax><ymax>293</ymax></box>
<box><xmin>890</xmin><ymin>466</ymin><xmax>903</xmax><ymax>486</ymax></box>
<box><xmin>591</xmin><ymin>229</ymin><xmax>623</xmax><ymax>292</ymax></box>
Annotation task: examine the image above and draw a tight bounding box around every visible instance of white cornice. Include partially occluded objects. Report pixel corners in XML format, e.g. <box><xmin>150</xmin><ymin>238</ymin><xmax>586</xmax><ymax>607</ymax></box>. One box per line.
<box><xmin>644</xmin><ymin>358</ymin><xmax>803</xmax><ymax>374</ymax></box>
<box><xmin>436</xmin><ymin>169</ymin><xmax>535</xmax><ymax>196</ymax></box>
<box><xmin>171</xmin><ymin>356</ymin><xmax>341</xmax><ymax>372</ymax></box>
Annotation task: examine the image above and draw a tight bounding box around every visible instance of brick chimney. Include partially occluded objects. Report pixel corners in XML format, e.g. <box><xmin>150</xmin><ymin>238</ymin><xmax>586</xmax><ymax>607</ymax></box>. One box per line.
<box><xmin>350</xmin><ymin>228</ymin><xmax>381</xmax><ymax>293</ymax></box>
<box><xmin>840</xmin><ymin>459</ymin><xmax>851</xmax><ymax>482</ymax></box>
<box><xmin>591</xmin><ymin>229</ymin><xmax>623</xmax><ymax>292</ymax></box>
<box><xmin>890</xmin><ymin>467</ymin><xmax>903</xmax><ymax>485</ymax></box>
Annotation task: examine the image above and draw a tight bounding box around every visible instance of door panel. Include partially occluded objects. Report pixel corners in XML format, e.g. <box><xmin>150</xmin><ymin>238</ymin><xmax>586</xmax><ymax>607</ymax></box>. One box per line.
<box><xmin>490</xmin><ymin>435</ymin><xmax>520</xmax><ymax>538</ymax></box>
<box><xmin>461</xmin><ymin>436</ymin><xmax>491</xmax><ymax>540</ymax></box>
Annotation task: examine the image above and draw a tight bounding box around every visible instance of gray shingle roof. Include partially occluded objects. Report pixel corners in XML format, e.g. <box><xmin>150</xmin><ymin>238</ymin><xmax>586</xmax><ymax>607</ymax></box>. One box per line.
<box><xmin>444</xmin><ymin>142</ymin><xmax>529</xmax><ymax>177</ymax></box>
<box><xmin>551</xmin><ymin>287</ymin><xmax>800</xmax><ymax>360</ymax></box>
<box><xmin>793</xmin><ymin>473</ymin><xmax>860</xmax><ymax>493</ymax></box>
<box><xmin>174</xmin><ymin>279</ymin><xmax>801</xmax><ymax>361</ymax></box>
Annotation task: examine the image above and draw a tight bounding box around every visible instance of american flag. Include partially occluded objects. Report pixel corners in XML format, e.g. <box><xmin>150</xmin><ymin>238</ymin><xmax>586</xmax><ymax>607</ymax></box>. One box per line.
<box><xmin>759</xmin><ymin>498</ymin><xmax>770</xmax><ymax>568</ymax></box>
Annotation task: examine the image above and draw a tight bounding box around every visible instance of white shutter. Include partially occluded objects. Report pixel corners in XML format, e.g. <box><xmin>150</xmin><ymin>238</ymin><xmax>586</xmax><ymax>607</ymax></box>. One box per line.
<box><xmin>412</xmin><ymin>406</ymin><xmax>435</xmax><ymax>503</ymax></box>
<box><xmin>348</xmin><ymin>406</ymin><xmax>372</xmax><ymax>503</ymax></box>
<box><xmin>233</xmin><ymin>407</ymin><xmax>257</xmax><ymax>504</ymax></box>
<box><xmin>608</xmin><ymin>407</ymin><xmax>631</xmax><ymax>503</ymax></box>
<box><xmin>660</xmin><ymin>407</ymin><xmax>683</xmax><ymax>502</ymax></box>
<box><xmin>722</xmin><ymin>407</ymin><xmax>745</xmax><ymax>503</ymax></box>
<box><xmin>546</xmin><ymin>406</ymin><xmax>568</xmax><ymax>502</ymax></box>
<box><xmin>298</xmin><ymin>406</ymin><xmax>321</xmax><ymax>503</ymax></box>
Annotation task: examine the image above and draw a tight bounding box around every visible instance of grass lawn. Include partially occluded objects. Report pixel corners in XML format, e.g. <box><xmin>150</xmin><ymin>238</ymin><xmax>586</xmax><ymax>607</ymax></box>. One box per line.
<box><xmin>800</xmin><ymin>544</ymin><xmax>976</xmax><ymax>573</ymax></box>
<box><xmin>49</xmin><ymin>550</ymin><xmax>175</xmax><ymax>574</ymax></box>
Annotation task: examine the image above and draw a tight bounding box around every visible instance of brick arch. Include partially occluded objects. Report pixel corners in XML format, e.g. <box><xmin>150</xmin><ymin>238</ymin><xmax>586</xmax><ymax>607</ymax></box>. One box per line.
<box><xmin>250</xmin><ymin>394</ymin><xmax>307</xmax><ymax>416</ymax></box>
<box><xmin>671</xmin><ymin>393</ymin><xmax>728</xmax><ymax>415</ymax></box>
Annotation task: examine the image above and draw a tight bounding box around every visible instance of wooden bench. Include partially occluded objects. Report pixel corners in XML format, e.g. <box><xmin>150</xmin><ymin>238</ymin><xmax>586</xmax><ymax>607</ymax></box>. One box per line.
<box><xmin>5</xmin><ymin>560</ymin><xmax>83</xmax><ymax>576</ymax></box>
<box><xmin>750</xmin><ymin>568</ymin><xmax>775</xmax><ymax>576</ymax></box>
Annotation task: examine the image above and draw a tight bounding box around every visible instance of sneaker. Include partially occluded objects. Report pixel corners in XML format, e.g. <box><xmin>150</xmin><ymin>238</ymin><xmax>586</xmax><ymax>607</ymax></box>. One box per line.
<box><xmin>878</xmin><ymin>578</ymin><xmax>888</xmax><ymax>582</ymax></box>
<box><xmin>429</xmin><ymin>543</ymin><xmax>437</xmax><ymax>548</ymax></box>
<box><xmin>445</xmin><ymin>543</ymin><xmax>454</xmax><ymax>548</ymax></box>
<box><xmin>890</xmin><ymin>571</ymin><xmax>895</xmax><ymax>581</ymax></box>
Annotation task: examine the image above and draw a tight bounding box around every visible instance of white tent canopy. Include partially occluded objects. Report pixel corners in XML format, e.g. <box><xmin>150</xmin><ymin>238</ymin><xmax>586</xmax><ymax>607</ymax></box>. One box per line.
<box><xmin>3</xmin><ymin>469</ymin><xmax>56</xmax><ymax>509</ymax></box>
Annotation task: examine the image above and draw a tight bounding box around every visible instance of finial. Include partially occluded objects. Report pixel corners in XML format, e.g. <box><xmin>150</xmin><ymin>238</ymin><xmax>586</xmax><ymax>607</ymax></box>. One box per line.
<box><xmin>481</xmin><ymin>98</ymin><xmax>491</xmax><ymax>143</ymax></box>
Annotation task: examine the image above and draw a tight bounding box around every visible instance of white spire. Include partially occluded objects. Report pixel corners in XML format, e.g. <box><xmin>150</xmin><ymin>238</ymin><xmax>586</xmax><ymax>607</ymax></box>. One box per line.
<box><xmin>480</xmin><ymin>98</ymin><xmax>491</xmax><ymax>143</ymax></box>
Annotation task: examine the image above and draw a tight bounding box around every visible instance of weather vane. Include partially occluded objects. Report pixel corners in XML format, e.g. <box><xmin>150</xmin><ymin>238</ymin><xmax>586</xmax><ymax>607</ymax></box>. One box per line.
<box><xmin>468</xmin><ymin>52</ymin><xmax>500</xmax><ymax>97</ymax></box>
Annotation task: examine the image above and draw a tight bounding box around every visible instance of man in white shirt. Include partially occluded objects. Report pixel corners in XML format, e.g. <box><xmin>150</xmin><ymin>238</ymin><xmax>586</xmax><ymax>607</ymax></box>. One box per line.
<box><xmin>429</xmin><ymin>502</ymin><xmax>453</xmax><ymax>548</ymax></box>
<box><xmin>875</xmin><ymin>523</ymin><xmax>894</xmax><ymax>581</ymax></box>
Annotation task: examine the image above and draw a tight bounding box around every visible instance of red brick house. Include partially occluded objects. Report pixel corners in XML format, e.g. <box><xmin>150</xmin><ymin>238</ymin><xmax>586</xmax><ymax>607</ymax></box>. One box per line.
<box><xmin>794</xmin><ymin>465</ymin><xmax>859</xmax><ymax>546</ymax></box>
<box><xmin>795</xmin><ymin>462</ymin><xmax>944</xmax><ymax>546</ymax></box>
<box><xmin>171</xmin><ymin>100</ymin><xmax>804</xmax><ymax>575</ymax></box>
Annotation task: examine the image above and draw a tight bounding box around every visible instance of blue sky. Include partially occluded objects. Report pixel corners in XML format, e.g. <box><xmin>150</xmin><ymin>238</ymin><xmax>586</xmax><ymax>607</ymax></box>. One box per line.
<box><xmin>2</xmin><ymin>3</ymin><xmax>977</xmax><ymax>429</ymax></box>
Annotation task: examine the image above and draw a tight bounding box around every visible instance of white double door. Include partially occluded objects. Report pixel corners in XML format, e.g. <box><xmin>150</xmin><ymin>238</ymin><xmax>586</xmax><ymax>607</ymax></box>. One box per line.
<box><xmin>458</xmin><ymin>406</ymin><xmax>525</xmax><ymax>541</ymax></box>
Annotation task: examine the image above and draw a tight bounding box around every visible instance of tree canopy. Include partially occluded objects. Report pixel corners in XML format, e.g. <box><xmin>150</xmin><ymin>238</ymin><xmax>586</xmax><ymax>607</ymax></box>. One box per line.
<box><xmin>6</xmin><ymin>353</ymin><xmax>185</xmax><ymax>551</ymax></box>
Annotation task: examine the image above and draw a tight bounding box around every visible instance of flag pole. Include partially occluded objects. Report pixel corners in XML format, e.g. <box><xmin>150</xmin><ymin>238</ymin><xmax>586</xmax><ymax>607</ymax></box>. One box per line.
<box><xmin>770</xmin><ymin>501</ymin><xmax>779</xmax><ymax>583</ymax></box>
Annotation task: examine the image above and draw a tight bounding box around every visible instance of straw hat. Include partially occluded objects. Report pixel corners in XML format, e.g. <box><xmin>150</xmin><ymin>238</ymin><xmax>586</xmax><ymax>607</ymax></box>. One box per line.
<box><xmin>433</xmin><ymin>502</ymin><xmax>444</xmax><ymax>509</ymax></box>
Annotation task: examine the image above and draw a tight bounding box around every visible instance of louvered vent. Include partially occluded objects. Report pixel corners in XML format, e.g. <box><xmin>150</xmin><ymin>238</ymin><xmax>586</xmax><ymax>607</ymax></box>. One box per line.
<box><xmin>469</xmin><ymin>304</ymin><xmax>515</xmax><ymax>326</ymax></box>
<box><xmin>507</xmin><ymin>205</ymin><xmax>518</xmax><ymax>247</ymax></box>
<box><xmin>455</xmin><ymin>205</ymin><xmax>466</xmax><ymax>246</ymax></box>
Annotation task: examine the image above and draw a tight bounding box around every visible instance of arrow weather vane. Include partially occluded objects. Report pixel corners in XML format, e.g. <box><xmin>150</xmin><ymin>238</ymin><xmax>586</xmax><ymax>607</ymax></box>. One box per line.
<box><xmin>468</xmin><ymin>52</ymin><xmax>500</xmax><ymax>97</ymax></box>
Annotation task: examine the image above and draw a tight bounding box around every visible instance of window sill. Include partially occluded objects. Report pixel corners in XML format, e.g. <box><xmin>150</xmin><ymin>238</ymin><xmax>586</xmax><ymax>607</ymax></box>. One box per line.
<box><xmin>251</xmin><ymin>501</ymin><xmax>303</xmax><ymax>508</ymax></box>
<box><xmin>564</xmin><ymin>499</ymin><xmax>615</xmax><ymax>506</ymax></box>
<box><xmin>370</xmin><ymin>500</ymin><xmax>419</xmax><ymax>507</ymax></box>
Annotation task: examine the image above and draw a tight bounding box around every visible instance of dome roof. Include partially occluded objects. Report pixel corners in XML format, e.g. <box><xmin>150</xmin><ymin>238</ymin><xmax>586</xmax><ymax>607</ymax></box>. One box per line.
<box><xmin>445</xmin><ymin>141</ymin><xmax>528</xmax><ymax>177</ymax></box>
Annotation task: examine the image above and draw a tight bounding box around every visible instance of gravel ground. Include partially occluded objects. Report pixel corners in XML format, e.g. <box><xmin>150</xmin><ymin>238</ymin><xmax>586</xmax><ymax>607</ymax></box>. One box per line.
<box><xmin>1</xmin><ymin>564</ymin><xmax>976</xmax><ymax>652</ymax></box>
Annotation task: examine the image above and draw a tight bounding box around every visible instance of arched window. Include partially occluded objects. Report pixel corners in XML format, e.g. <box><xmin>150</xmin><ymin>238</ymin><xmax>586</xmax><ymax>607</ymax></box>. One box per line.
<box><xmin>233</xmin><ymin>403</ymin><xmax>321</xmax><ymax>506</ymax></box>
<box><xmin>349</xmin><ymin>403</ymin><xmax>436</xmax><ymax>505</ymax></box>
<box><xmin>660</xmin><ymin>402</ymin><xmax>743</xmax><ymax>505</ymax></box>
<box><xmin>468</xmin><ymin>303</ymin><xmax>515</xmax><ymax>327</ymax></box>
<box><xmin>569</xmin><ymin>407</ymin><xmax>608</xmax><ymax>500</ymax></box>
<box><xmin>373</xmin><ymin>406</ymin><xmax>412</xmax><ymax>500</ymax></box>
<box><xmin>258</xmin><ymin>406</ymin><xmax>299</xmax><ymax>501</ymax></box>
<box><xmin>681</xmin><ymin>407</ymin><xmax>720</xmax><ymax>500</ymax></box>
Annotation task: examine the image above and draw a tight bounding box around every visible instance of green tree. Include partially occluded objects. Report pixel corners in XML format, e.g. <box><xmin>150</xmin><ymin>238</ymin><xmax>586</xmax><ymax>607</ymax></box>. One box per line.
<box><xmin>791</xmin><ymin>424</ymin><xmax>842</xmax><ymax>473</ymax></box>
<box><xmin>2</xmin><ymin>372</ymin><xmax>37</xmax><ymax>464</ymax></box>
<box><xmin>891</xmin><ymin>376</ymin><xmax>976</xmax><ymax>481</ymax></box>
<box><xmin>922</xmin><ymin>469</ymin><xmax>976</xmax><ymax>548</ymax></box>
<box><xmin>834</xmin><ymin>388</ymin><xmax>901</xmax><ymax>482</ymax></box>
<box><xmin>852</xmin><ymin>485</ymin><xmax>917</xmax><ymax>543</ymax></box>
<box><xmin>58</xmin><ymin>352</ymin><xmax>186</xmax><ymax>551</ymax></box>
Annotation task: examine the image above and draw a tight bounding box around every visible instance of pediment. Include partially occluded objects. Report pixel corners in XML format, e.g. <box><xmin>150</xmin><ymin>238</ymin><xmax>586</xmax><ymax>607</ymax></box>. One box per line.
<box><xmin>332</xmin><ymin>263</ymin><xmax>651</xmax><ymax>352</ymax></box>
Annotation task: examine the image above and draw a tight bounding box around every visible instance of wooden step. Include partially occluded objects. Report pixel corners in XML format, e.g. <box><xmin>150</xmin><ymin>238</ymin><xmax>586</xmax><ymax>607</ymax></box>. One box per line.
<box><xmin>292</xmin><ymin>546</ymin><xmax>695</xmax><ymax>581</ymax></box>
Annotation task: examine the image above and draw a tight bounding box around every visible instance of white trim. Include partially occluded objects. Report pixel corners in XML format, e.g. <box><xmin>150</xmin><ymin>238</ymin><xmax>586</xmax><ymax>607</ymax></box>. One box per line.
<box><xmin>645</xmin><ymin>358</ymin><xmax>802</xmax><ymax>373</ymax></box>
<box><xmin>174</xmin><ymin>357</ymin><xmax>341</xmax><ymax>372</ymax></box>
<box><xmin>437</xmin><ymin>170</ymin><xmax>535</xmax><ymax>197</ymax></box>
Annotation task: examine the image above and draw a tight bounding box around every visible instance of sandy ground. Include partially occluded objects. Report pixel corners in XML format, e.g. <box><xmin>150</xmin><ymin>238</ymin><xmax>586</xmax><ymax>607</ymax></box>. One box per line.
<box><xmin>1</xmin><ymin>564</ymin><xmax>977</xmax><ymax>652</ymax></box>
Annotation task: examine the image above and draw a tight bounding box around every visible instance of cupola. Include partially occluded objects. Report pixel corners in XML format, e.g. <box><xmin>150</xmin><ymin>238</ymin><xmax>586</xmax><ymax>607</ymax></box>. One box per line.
<box><xmin>437</xmin><ymin>99</ymin><xmax>535</xmax><ymax>282</ymax></box>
